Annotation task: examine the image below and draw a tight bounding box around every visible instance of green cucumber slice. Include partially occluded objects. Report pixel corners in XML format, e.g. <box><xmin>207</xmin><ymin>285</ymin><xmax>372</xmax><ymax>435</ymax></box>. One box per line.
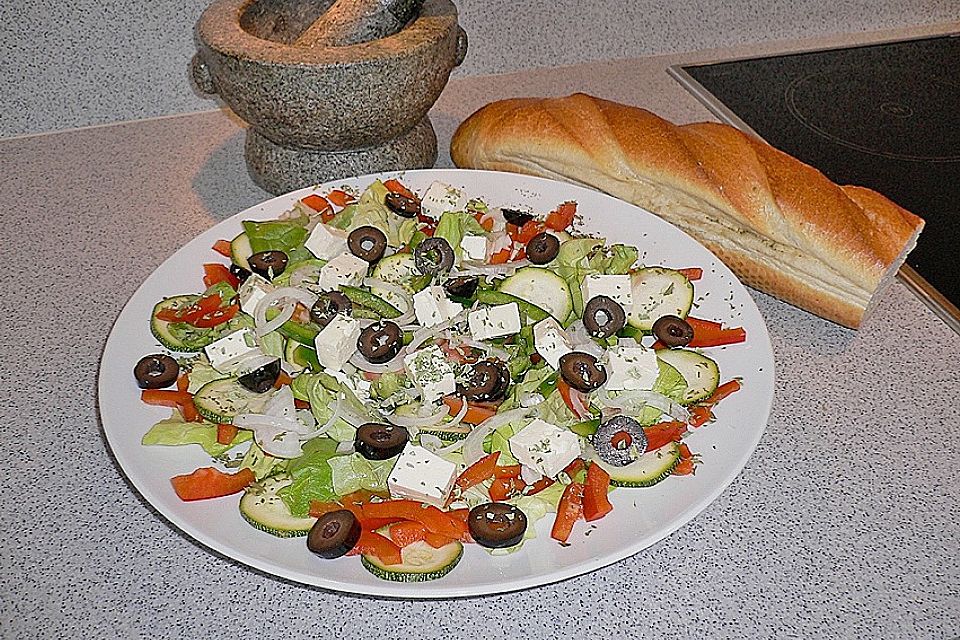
<box><xmin>150</xmin><ymin>296</ymin><xmax>253</xmax><ymax>352</ymax></box>
<box><xmin>231</xmin><ymin>232</ymin><xmax>253</xmax><ymax>271</ymax></box>
<box><xmin>627</xmin><ymin>267</ymin><xmax>694</xmax><ymax>331</ymax></box>
<box><xmin>419</xmin><ymin>424</ymin><xmax>471</xmax><ymax>441</ymax></box>
<box><xmin>361</xmin><ymin>539</ymin><xmax>464</xmax><ymax>582</ymax></box>
<box><xmin>586</xmin><ymin>441</ymin><xmax>681</xmax><ymax>487</ymax></box>
<box><xmin>370</xmin><ymin>253</ymin><xmax>429</xmax><ymax>308</ymax></box>
<box><xmin>192</xmin><ymin>377</ymin><xmax>264</xmax><ymax>423</ymax></box>
<box><xmin>498</xmin><ymin>267</ymin><xmax>572</xmax><ymax>322</ymax></box>
<box><xmin>656</xmin><ymin>348</ymin><xmax>720</xmax><ymax>405</ymax></box>
<box><xmin>239</xmin><ymin>475</ymin><xmax>316</xmax><ymax>538</ymax></box>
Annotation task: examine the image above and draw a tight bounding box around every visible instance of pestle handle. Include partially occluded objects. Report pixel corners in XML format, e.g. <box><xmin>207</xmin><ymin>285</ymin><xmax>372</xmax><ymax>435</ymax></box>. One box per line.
<box><xmin>295</xmin><ymin>0</ymin><xmax>424</xmax><ymax>47</ymax></box>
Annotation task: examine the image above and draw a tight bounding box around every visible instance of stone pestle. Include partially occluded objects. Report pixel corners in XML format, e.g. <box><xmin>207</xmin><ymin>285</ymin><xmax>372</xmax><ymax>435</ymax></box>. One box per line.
<box><xmin>295</xmin><ymin>0</ymin><xmax>425</xmax><ymax>47</ymax></box>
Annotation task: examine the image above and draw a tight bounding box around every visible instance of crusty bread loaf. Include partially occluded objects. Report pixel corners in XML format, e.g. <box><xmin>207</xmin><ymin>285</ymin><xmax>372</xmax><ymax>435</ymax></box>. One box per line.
<box><xmin>450</xmin><ymin>93</ymin><xmax>924</xmax><ymax>328</ymax></box>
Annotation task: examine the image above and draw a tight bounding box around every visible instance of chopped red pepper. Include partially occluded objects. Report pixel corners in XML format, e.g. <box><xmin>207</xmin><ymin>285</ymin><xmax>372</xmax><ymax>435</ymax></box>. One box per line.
<box><xmin>442</xmin><ymin>396</ymin><xmax>497</xmax><ymax>425</ymax></box>
<box><xmin>170</xmin><ymin>467</ymin><xmax>255</xmax><ymax>501</ymax></box>
<box><xmin>454</xmin><ymin>451</ymin><xmax>500</xmax><ymax>492</ymax></box>
<box><xmin>348</xmin><ymin>530</ymin><xmax>403</xmax><ymax>565</ymax></box>
<box><xmin>494</xmin><ymin>464</ymin><xmax>522</xmax><ymax>479</ymax></box>
<box><xmin>211</xmin><ymin>239</ymin><xmax>233</xmax><ymax>258</ymax></box>
<box><xmin>686</xmin><ymin>317</ymin><xmax>747</xmax><ymax>347</ymax></box>
<box><xmin>489</xmin><ymin>248</ymin><xmax>513</xmax><ymax>265</ymax></box>
<box><xmin>688</xmin><ymin>405</ymin><xmax>714</xmax><ymax>427</ymax></box>
<box><xmin>326</xmin><ymin>189</ymin><xmax>355</xmax><ymax>208</ymax></box>
<box><xmin>545</xmin><ymin>201</ymin><xmax>577</xmax><ymax>231</ymax></box>
<box><xmin>704</xmin><ymin>379</ymin><xmax>742</xmax><ymax>405</ymax></box>
<box><xmin>300</xmin><ymin>194</ymin><xmax>332</xmax><ymax>213</ymax></box>
<box><xmin>384</xmin><ymin>178</ymin><xmax>417</xmax><ymax>201</ymax></box>
<box><xmin>202</xmin><ymin>263</ymin><xmax>239</xmax><ymax>289</ymax></box>
<box><xmin>512</xmin><ymin>219</ymin><xmax>546</xmax><ymax>244</ymax></box>
<box><xmin>676</xmin><ymin>267</ymin><xmax>703</xmax><ymax>281</ymax></box>
<box><xmin>551</xmin><ymin>482</ymin><xmax>584</xmax><ymax>542</ymax></box>
<box><xmin>672</xmin><ymin>443</ymin><xmax>696</xmax><ymax>476</ymax></box>
<box><xmin>388</xmin><ymin>520</ymin><xmax>430</xmax><ymax>548</ymax></box>
<box><xmin>189</xmin><ymin>303</ymin><xmax>239</xmax><ymax>328</ymax></box>
<box><xmin>216</xmin><ymin>423</ymin><xmax>239</xmax><ymax>445</ymax></box>
<box><xmin>361</xmin><ymin>500</ymin><xmax>464</xmax><ymax>540</ymax></box>
<box><xmin>489</xmin><ymin>476</ymin><xmax>525</xmax><ymax>502</ymax></box>
<box><xmin>643</xmin><ymin>421</ymin><xmax>687</xmax><ymax>451</ymax></box>
<box><xmin>582</xmin><ymin>463</ymin><xmax>613</xmax><ymax>521</ymax></box>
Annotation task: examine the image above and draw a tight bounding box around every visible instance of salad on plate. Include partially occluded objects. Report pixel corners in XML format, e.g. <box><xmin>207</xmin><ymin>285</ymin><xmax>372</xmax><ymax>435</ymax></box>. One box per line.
<box><xmin>132</xmin><ymin>176</ymin><xmax>747</xmax><ymax>582</ymax></box>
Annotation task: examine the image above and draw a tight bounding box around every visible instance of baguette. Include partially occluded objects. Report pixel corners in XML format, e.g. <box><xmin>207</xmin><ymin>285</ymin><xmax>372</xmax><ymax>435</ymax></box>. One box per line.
<box><xmin>450</xmin><ymin>93</ymin><xmax>924</xmax><ymax>328</ymax></box>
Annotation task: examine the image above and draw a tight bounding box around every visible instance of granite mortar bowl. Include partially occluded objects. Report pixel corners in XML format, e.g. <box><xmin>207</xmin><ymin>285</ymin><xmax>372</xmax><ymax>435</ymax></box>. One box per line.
<box><xmin>191</xmin><ymin>0</ymin><xmax>466</xmax><ymax>151</ymax></box>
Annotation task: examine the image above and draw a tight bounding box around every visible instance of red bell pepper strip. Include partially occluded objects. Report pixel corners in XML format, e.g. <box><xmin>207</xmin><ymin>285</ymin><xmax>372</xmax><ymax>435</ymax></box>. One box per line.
<box><xmin>423</xmin><ymin>532</ymin><xmax>456</xmax><ymax>548</ymax></box>
<box><xmin>643</xmin><ymin>421</ymin><xmax>687</xmax><ymax>451</ymax></box>
<box><xmin>454</xmin><ymin>451</ymin><xmax>500</xmax><ymax>492</ymax></box>
<box><xmin>672</xmin><ymin>443</ymin><xmax>696</xmax><ymax>476</ymax></box>
<box><xmin>361</xmin><ymin>500</ymin><xmax>463</xmax><ymax>540</ymax></box>
<box><xmin>325</xmin><ymin>189</ymin><xmax>355</xmax><ymax>208</ymax></box>
<box><xmin>442</xmin><ymin>396</ymin><xmax>498</xmax><ymax>425</ymax></box>
<box><xmin>494</xmin><ymin>464</ymin><xmax>522</xmax><ymax>479</ymax></box>
<box><xmin>300</xmin><ymin>194</ymin><xmax>332</xmax><ymax>213</ymax></box>
<box><xmin>686</xmin><ymin>317</ymin><xmax>747</xmax><ymax>347</ymax></box>
<box><xmin>582</xmin><ymin>463</ymin><xmax>614</xmax><ymax>522</ymax></box>
<box><xmin>189</xmin><ymin>303</ymin><xmax>239</xmax><ymax>328</ymax></box>
<box><xmin>704</xmin><ymin>379</ymin><xmax>742</xmax><ymax>405</ymax></box>
<box><xmin>216</xmin><ymin>423</ymin><xmax>239</xmax><ymax>445</ymax></box>
<box><xmin>688</xmin><ymin>405</ymin><xmax>713</xmax><ymax>427</ymax></box>
<box><xmin>347</xmin><ymin>530</ymin><xmax>403</xmax><ymax>565</ymax></box>
<box><xmin>512</xmin><ymin>219</ymin><xmax>546</xmax><ymax>244</ymax></box>
<box><xmin>388</xmin><ymin>520</ymin><xmax>430</xmax><ymax>548</ymax></box>
<box><xmin>384</xmin><ymin>178</ymin><xmax>417</xmax><ymax>200</ymax></box>
<box><xmin>551</xmin><ymin>482</ymin><xmax>584</xmax><ymax>542</ymax></box>
<box><xmin>488</xmin><ymin>248</ymin><xmax>512</xmax><ymax>265</ymax></box>
<box><xmin>155</xmin><ymin>293</ymin><xmax>220</xmax><ymax>323</ymax></box>
<box><xmin>556</xmin><ymin>379</ymin><xmax>590</xmax><ymax>420</ymax></box>
<box><xmin>170</xmin><ymin>467</ymin><xmax>255</xmax><ymax>501</ymax></box>
<box><xmin>211</xmin><ymin>239</ymin><xmax>233</xmax><ymax>258</ymax></box>
<box><xmin>489</xmin><ymin>476</ymin><xmax>525</xmax><ymax>502</ymax></box>
<box><xmin>545</xmin><ymin>201</ymin><xmax>577</xmax><ymax>231</ymax></box>
<box><xmin>676</xmin><ymin>267</ymin><xmax>703</xmax><ymax>281</ymax></box>
<box><xmin>202</xmin><ymin>263</ymin><xmax>239</xmax><ymax>289</ymax></box>
<box><xmin>473</xmin><ymin>211</ymin><xmax>495</xmax><ymax>232</ymax></box>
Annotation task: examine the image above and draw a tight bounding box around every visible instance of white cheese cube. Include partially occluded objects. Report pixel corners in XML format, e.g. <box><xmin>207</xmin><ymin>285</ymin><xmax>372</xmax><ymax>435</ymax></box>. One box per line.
<box><xmin>412</xmin><ymin>286</ymin><xmax>462</xmax><ymax>328</ymax></box>
<box><xmin>313</xmin><ymin>315</ymin><xmax>361</xmax><ymax>372</ymax></box>
<box><xmin>420</xmin><ymin>181</ymin><xmax>467</xmax><ymax>219</ymax></box>
<box><xmin>403</xmin><ymin>344</ymin><xmax>456</xmax><ymax>404</ymax></box>
<box><xmin>204</xmin><ymin>328</ymin><xmax>262</xmax><ymax>373</ymax></box>
<box><xmin>533</xmin><ymin>316</ymin><xmax>574</xmax><ymax>369</ymax></box>
<box><xmin>460</xmin><ymin>234</ymin><xmax>488</xmax><ymax>261</ymax></box>
<box><xmin>317</xmin><ymin>252</ymin><xmax>368</xmax><ymax>291</ymax></box>
<box><xmin>582</xmin><ymin>274</ymin><xmax>633</xmax><ymax>310</ymax></box>
<box><xmin>237</xmin><ymin>274</ymin><xmax>274</xmax><ymax>315</ymax></box>
<box><xmin>509</xmin><ymin>418</ymin><xmax>581</xmax><ymax>478</ymax></box>
<box><xmin>387</xmin><ymin>444</ymin><xmax>458</xmax><ymax>508</ymax></box>
<box><xmin>606</xmin><ymin>345</ymin><xmax>660</xmax><ymax>391</ymax></box>
<box><xmin>304</xmin><ymin>223</ymin><xmax>348</xmax><ymax>261</ymax></box>
<box><xmin>468</xmin><ymin>303</ymin><xmax>521</xmax><ymax>341</ymax></box>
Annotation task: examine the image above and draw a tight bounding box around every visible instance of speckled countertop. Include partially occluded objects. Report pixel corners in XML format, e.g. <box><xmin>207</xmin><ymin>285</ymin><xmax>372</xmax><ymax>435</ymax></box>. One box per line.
<box><xmin>2</xmin><ymin>25</ymin><xmax>958</xmax><ymax>640</ymax></box>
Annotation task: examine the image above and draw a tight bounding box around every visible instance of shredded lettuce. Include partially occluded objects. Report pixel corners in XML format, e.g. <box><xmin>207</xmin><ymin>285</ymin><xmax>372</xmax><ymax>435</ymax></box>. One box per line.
<box><xmin>276</xmin><ymin>436</ymin><xmax>339</xmax><ymax>517</ymax></box>
<box><xmin>242</xmin><ymin>217</ymin><xmax>309</xmax><ymax>256</ymax></box>
<box><xmin>141</xmin><ymin>412</ymin><xmax>251</xmax><ymax>456</ymax></box>
<box><xmin>238</xmin><ymin>441</ymin><xmax>283</xmax><ymax>480</ymax></box>
<box><xmin>185</xmin><ymin>360</ymin><xmax>228</xmax><ymax>394</ymax></box>
<box><xmin>434</xmin><ymin>211</ymin><xmax>487</xmax><ymax>259</ymax></box>
<box><xmin>554</xmin><ymin>238</ymin><xmax>638</xmax><ymax>316</ymax></box>
<box><xmin>326</xmin><ymin>180</ymin><xmax>417</xmax><ymax>248</ymax></box>
<box><xmin>328</xmin><ymin>453</ymin><xmax>395</xmax><ymax>495</ymax></box>
<box><xmin>291</xmin><ymin>372</ymin><xmax>376</xmax><ymax>442</ymax></box>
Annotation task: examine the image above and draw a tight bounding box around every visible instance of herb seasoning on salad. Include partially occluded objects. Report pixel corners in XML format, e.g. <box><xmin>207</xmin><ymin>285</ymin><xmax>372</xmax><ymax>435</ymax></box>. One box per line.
<box><xmin>134</xmin><ymin>177</ymin><xmax>746</xmax><ymax>582</ymax></box>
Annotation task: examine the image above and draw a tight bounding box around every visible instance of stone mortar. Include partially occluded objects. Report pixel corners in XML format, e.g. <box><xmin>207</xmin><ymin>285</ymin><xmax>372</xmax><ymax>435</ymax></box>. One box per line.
<box><xmin>191</xmin><ymin>0</ymin><xmax>467</xmax><ymax>193</ymax></box>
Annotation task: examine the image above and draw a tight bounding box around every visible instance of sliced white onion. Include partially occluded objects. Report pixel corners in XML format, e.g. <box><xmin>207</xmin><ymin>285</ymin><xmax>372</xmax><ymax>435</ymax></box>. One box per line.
<box><xmin>405</xmin><ymin>308</ymin><xmax>469</xmax><ymax>353</ymax></box>
<box><xmin>566</xmin><ymin>320</ymin><xmax>606</xmax><ymax>359</ymax></box>
<box><xmin>254</xmin><ymin>287</ymin><xmax>318</xmax><ymax>337</ymax></box>
<box><xmin>215</xmin><ymin>349</ymin><xmax>269</xmax><ymax>376</ymax></box>
<box><xmin>461</xmin><ymin>407</ymin><xmax>531</xmax><ymax>466</ymax></box>
<box><xmin>387</xmin><ymin>405</ymin><xmax>450</xmax><ymax>429</ymax></box>
<box><xmin>253</xmin><ymin>425</ymin><xmax>303</xmax><ymax>458</ymax></box>
<box><xmin>234</xmin><ymin>354</ymin><xmax>280</xmax><ymax>377</ymax></box>
<box><xmin>445</xmin><ymin>397</ymin><xmax>470</xmax><ymax>429</ymax></box>
<box><xmin>418</xmin><ymin>432</ymin><xmax>445</xmax><ymax>453</ymax></box>
<box><xmin>234</xmin><ymin>412</ymin><xmax>314</xmax><ymax>436</ymax></box>
<box><xmin>336</xmin><ymin>441</ymin><xmax>356</xmax><ymax>455</ymax></box>
<box><xmin>599</xmin><ymin>388</ymin><xmax>688</xmax><ymax>421</ymax></box>
<box><xmin>363</xmin><ymin>277</ymin><xmax>413</xmax><ymax>312</ymax></box>
<box><xmin>316</xmin><ymin>393</ymin><xmax>343</xmax><ymax>435</ymax></box>
<box><xmin>263</xmin><ymin>385</ymin><xmax>296</xmax><ymax>418</ymax></box>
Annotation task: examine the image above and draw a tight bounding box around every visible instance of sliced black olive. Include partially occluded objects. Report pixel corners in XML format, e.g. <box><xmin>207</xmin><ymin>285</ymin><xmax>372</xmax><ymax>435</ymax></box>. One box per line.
<box><xmin>414</xmin><ymin>237</ymin><xmax>455</xmax><ymax>275</ymax></box>
<box><xmin>133</xmin><ymin>354</ymin><xmax>179</xmax><ymax>389</ymax></box>
<box><xmin>457</xmin><ymin>359</ymin><xmax>511</xmax><ymax>402</ymax></box>
<box><xmin>501</xmin><ymin>207</ymin><xmax>533</xmax><ymax>227</ymax></box>
<box><xmin>384</xmin><ymin>191</ymin><xmax>420</xmax><ymax>218</ymax></box>
<box><xmin>248</xmin><ymin>250</ymin><xmax>289</xmax><ymax>280</ymax></box>
<box><xmin>583</xmin><ymin>295</ymin><xmax>627</xmax><ymax>339</ymax></box>
<box><xmin>237</xmin><ymin>359</ymin><xmax>281</xmax><ymax>393</ymax></box>
<box><xmin>347</xmin><ymin>225</ymin><xmax>387</xmax><ymax>264</ymax></box>
<box><xmin>354</xmin><ymin>422</ymin><xmax>408</xmax><ymax>460</ymax></box>
<box><xmin>468</xmin><ymin>502</ymin><xmax>528</xmax><ymax>549</ymax></box>
<box><xmin>310</xmin><ymin>291</ymin><xmax>353</xmax><ymax>329</ymax></box>
<box><xmin>525</xmin><ymin>232</ymin><xmax>560</xmax><ymax>264</ymax></box>
<box><xmin>307</xmin><ymin>509</ymin><xmax>362</xmax><ymax>559</ymax></box>
<box><xmin>357</xmin><ymin>320</ymin><xmax>403</xmax><ymax>364</ymax></box>
<box><xmin>559</xmin><ymin>351</ymin><xmax>607</xmax><ymax>392</ymax></box>
<box><xmin>230</xmin><ymin>263</ymin><xmax>252</xmax><ymax>284</ymax></box>
<box><xmin>592</xmin><ymin>415</ymin><xmax>648</xmax><ymax>467</ymax></box>
<box><xmin>652</xmin><ymin>314</ymin><xmax>695</xmax><ymax>348</ymax></box>
<box><xmin>443</xmin><ymin>275</ymin><xmax>479</xmax><ymax>299</ymax></box>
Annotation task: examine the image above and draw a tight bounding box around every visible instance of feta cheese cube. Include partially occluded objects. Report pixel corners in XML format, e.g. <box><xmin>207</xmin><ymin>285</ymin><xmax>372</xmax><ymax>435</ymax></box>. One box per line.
<box><xmin>313</xmin><ymin>315</ymin><xmax>361</xmax><ymax>372</ymax></box>
<box><xmin>606</xmin><ymin>345</ymin><xmax>660</xmax><ymax>391</ymax></box>
<box><xmin>509</xmin><ymin>418</ymin><xmax>581</xmax><ymax>478</ymax></box>
<box><xmin>533</xmin><ymin>316</ymin><xmax>574</xmax><ymax>369</ymax></box>
<box><xmin>468</xmin><ymin>303</ymin><xmax>521</xmax><ymax>341</ymax></box>
<box><xmin>420</xmin><ymin>181</ymin><xmax>467</xmax><ymax>219</ymax></box>
<box><xmin>204</xmin><ymin>328</ymin><xmax>262</xmax><ymax>373</ymax></box>
<box><xmin>387</xmin><ymin>444</ymin><xmax>458</xmax><ymax>508</ymax></box>
<box><xmin>582</xmin><ymin>274</ymin><xmax>633</xmax><ymax>310</ymax></box>
<box><xmin>403</xmin><ymin>344</ymin><xmax>456</xmax><ymax>404</ymax></box>
<box><xmin>460</xmin><ymin>234</ymin><xmax>488</xmax><ymax>261</ymax></box>
<box><xmin>304</xmin><ymin>223</ymin><xmax>348</xmax><ymax>261</ymax></box>
<box><xmin>317</xmin><ymin>252</ymin><xmax>368</xmax><ymax>291</ymax></box>
<box><xmin>412</xmin><ymin>286</ymin><xmax>462</xmax><ymax>327</ymax></box>
<box><xmin>237</xmin><ymin>274</ymin><xmax>274</xmax><ymax>315</ymax></box>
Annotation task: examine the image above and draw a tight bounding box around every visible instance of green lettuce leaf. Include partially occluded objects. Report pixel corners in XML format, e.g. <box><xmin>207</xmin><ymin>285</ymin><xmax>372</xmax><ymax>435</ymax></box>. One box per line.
<box><xmin>277</xmin><ymin>436</ymin><xmax>339</xmax><ymax>517</ymax></box>
<box><xmin>242</xmin><ymin>217</ymin><xmax>309</xmax><ymax>255</ymax></box>
<box><xmin>328</xmin><ymin>453</ymin><xmax>395</xmax><ymax>495</ymax></box>
<box><xmin>238</xmin><ymin>441</ymin><xmax>284</xmax><ymax>480</ymax></box>
<box><xmin>554</xmin><ymin>238</ymin><xmax>638</xmax><ymax>317</ymax></box>
<box><xmin>185</xmin><ymin>360</ymin><xmax>229</xmax><ymax>394</ymax></box>
<box><xmin>141</xmin><ymin>412</ymin><xmax>251</xmax><ymax>456</ymax></box>
<box><xmin>326</xmin><ymin>180</ymin><xmax>417</xmax><ymax>248</ymax></box>
<box><xmin>434</xmin><ymin>211</ymin><xmax>487</xmax><ymax>259</ymax></box>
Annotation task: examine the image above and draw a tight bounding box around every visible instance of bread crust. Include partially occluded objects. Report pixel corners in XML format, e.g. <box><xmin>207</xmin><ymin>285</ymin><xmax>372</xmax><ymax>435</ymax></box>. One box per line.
<box><xmin>450</xmin><ymin>93</ymin><xmax>924</xmax><ymax>328</ymax></box>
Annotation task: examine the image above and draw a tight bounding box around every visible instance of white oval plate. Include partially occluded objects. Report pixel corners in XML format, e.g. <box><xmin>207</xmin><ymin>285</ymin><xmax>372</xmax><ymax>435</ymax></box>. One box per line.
<box><xmin>99</xmin><ymin>169</ymin><xmax>774</xmax><ymax>598</ymax></box>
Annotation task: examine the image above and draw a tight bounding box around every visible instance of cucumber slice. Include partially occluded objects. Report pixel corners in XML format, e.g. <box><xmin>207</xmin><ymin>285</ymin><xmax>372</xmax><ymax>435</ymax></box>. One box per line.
<box><xmin>361</xmin><ymin>539</ymin><xmax>464</xmax><ymax>582</ymax></box>
<box><xmin>627</xmin><ymin>267</ymin><xmax>694</xmax><ymax>331</ymax></box>
<box><xmin>586</xmin><ymin>441</ymin><xmax>681</xmax><ymax>487</ymax></box>
<box><xmin>192</xmin><ymin>377</ymin><xmax>264</xmax><ymax>423</ymax></box>
<box><xmin>498</xmin><ymin>267</ymin><xmax>572</xmax><ymax>322</ymax></box>
<box><xmin>231</xmin><ymin>232</ymin><xmax>253</xmax><ymax>271</ymax></box>
<box><xmin>656</xmin><ymin>349</ymin><xmax>720</xmax><ymax>405</ymax></box>
<box><xmin>239</xmin><ymin>475</ymin><xmax>316</xmax><ymax>538</ymax></box>
<box><xmin>370</xmin><ymin>253</ymin><xmax>429</xmax><ymax>308</ymax></box>
<box><xmin>150</xmin><ymin>296</ymin><xmax>253</xmax><ymax>352</ymax></box>
<box><xmin>419</xmin><ymin>424</ymin><xmax>471</xmax><ymax>441</ymax></box>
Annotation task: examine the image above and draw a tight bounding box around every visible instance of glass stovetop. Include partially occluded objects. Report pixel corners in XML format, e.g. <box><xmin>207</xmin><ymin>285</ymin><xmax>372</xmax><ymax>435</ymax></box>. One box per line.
<box><xmin>670</xmin><ymin>34</ymin><xmax>960</xmax><ymax>333</ymax></box>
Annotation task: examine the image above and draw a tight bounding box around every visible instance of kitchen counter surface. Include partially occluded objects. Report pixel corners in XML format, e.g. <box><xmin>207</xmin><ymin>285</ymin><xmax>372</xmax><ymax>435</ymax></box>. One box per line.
<box><xmin>2</xmin><ymin>24</ymin><xmax>958</xmax><ymax>640</ymax></box>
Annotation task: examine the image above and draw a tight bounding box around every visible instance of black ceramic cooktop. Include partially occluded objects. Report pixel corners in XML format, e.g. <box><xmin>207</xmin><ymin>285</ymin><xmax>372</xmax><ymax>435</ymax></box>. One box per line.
<box><xmin>674</xmin><ymin>35</ymin><xmax>960</xmax><ymax>328</ymax></box>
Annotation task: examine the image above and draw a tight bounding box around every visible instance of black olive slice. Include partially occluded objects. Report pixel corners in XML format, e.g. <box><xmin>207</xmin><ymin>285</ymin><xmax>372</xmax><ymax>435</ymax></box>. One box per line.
<box><xmin>230</xmin><ymin>263</ymin><xmax>252</xmax><ymax>285</ymax></box>
<box><xmin>652</xmin><ymin>315</ymin><xmax>695</xmax><ymax>348</ymax></box>
<box><xmin>248</xmin><ymin>250</ymin><xmax>289</xmax><ymax>280</ymax></box>
<box><xmin>347</xmin><ymin>225</ymin><xmax>388</xmax><ymax>263</ymax></box>
<box><xmin>501</xmin><ymin>207</ymin><xmax>534</xmax><ymax>227</ymax></box>
<box><xmin>592</xmin><ymin>415</ymin><xmax>648</xmax><ymax>467</ymax></box>
<box><xmin>357</xmin><ymin>320</ymin><xmax>403</xmax><ymax>364</ymax></box>
<box><xmin>457</xmin><ymin>359</ymin><xmax>510</xmax><ymax>402</ymax></box>
<box><xmin>583</xmin><ymin>295</ymin><xmax>627</xmax><ymax>339</ymax></box>
<box><xmin>307</xmin><ymin>509</ymin><xmax>362</xmax><ymax>559</ymax></box>
<box><xmin>384</xmin><ymin>192</ymin><xmax>421</xmax><ymax>218</ymax></box>
<box><xmin>413</xmin><ymin>237</ymin><xmax>455</xmax><ymax>275</ymax></box>
<box><xmin>133</xmin><ymin>354</ymin><xmax>180</xmax><ymax>389</ymax></box>
<box><xmin>354</xmin><ymin>423</ymin><xmax>408</xmax><ymax>460</ymax></box>
<box><xmin>444</xmin><ymin>275</ymin><xmax>479</xmax><ymax>299</ymax></box>
<box><xmin>310</xmin><ymin>291</ymin><xmax>353</xmax><ymax>329</ymax></box>
<box><xmin>468</xmin><ymin>502</ymin><xmax>528</xmax><ymax>549</ymax></box>
<box><xmin>525</xmin><ymin>232</ymin><xmax>560</xmax><ymax>265</ymax></box>
<box><xmin>237</xmin><ymin>359</ymin><xmax>282</xmax><ymax>393</ymax></box>
<box><xmin>559</xmin><ymin>351</ymin><xmax>607</xmax><ymax>393</ymax></box>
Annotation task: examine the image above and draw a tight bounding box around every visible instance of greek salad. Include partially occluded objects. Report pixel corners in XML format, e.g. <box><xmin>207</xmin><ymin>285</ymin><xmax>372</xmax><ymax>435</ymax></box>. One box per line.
<box><xmin>134</xmin><ymin>177</ymin><xmax>746</xmax><ymax>582</ymax></box>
